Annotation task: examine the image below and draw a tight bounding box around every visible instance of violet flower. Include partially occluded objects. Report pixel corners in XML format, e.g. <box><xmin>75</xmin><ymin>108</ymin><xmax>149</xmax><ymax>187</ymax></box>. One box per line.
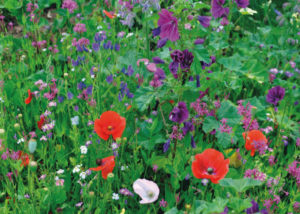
<box><xmin>197</xmin><ymin>16</ymin><xmax>211</xmax><ymax>28</ymax></box>
<box><xmin>211</xmin><ymin>0</ymin><xmax>229</xmax><ymax>19</ymax></box>
<box><xmin>235</xmin><ymin>0</ymin><xmax>249</xmax><ymax>8</ymax></box>
<box><xmin>266</xmin><ymin>86</ymin><xmax>285</xmax><ymax>106</ymax></box>
<box><xmin>169</xmin><ymin>102</ymin><xmax>189</xmax><ymax>123</ymax></box>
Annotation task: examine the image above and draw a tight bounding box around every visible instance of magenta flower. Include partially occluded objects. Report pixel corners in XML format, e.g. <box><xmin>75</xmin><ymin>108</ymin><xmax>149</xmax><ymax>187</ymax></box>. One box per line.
<box><xmin>211</xmin><ymin>0</ymin><xmax>229</xmax><ymax>18</ymax></box>
<box><xmin>62</xmin><ymin>0</ymin><xmax>78</xmax><ymax>13</ymax></box>
<box><xmin>158</xmin><ymin>9</ymin><xmax>179</xmax><ymax>42</ymax></box>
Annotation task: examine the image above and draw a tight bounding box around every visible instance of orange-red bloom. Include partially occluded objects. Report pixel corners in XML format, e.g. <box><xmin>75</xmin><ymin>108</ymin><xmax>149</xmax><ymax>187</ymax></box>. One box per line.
<box><xmin>103</xmin><ymin>10</ymin><xmax>116</xmax><ymax>19</ymax></box>
<box><xmin>243</xmin><ymin>130</ymin><xmax>267</xmax><ymax>156</ymax></box>
<box><xmin>192</xmin><ymin>148</ymin><xmax>230</xmax><ymax>184</ymax></box>
<box><xmin>89</xmin><ymin>156</ymin><xmax>115</xmax><ymax>179</ymax></box>
<box><xmin>25</xmin><ymin>89</ymin><xmax>33</xmax><ymax>104</ymax></box>
<box><xmin>94</xmin><ymin>111</ymin><xmax>126</xmax><ymax>141</ymax></box>
<box><xmin>37</xmin><ymin>115</ymin><xmax>45</xmax><ymax>130</ymax></box>
<box><xmin>17</xmin><ymin>151</ymin><xmax>30</xmax><ymax>167</ymax></box>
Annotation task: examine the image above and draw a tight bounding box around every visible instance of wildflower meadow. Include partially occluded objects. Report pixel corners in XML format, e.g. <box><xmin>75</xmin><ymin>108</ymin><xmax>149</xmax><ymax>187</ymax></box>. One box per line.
<box><xmin>0</xmin><ymin>0</ymin><xmax>300</xmax><ymax>213</ymax></box>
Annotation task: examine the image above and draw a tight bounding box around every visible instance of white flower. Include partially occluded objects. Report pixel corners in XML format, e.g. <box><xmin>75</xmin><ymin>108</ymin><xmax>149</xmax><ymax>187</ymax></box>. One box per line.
<box><xmin>0</xmin><ymin>97</ymin><xmax>4</xmax><ymax>103</ymax></box>
<box><xmin>71</xmin><ymin>116</ymin><xmax>79</xmax><ymax>126</ymax></box>
<box><xmin>17</xmin><ymin>138</ymin><xmax>24</xmax><ymax>144</ymax></box>
<box><xmin>239</xmin><ymin>7</ymin><xmax>257</xmax><ymax>15</ymax></box>
<box><xmin>121</xmin><ymin>165</ymin><xmax>128</xmax><ymax>171</ymax></box>
<box><xmin>112</xmin><ymin>193</ymin><xmax>119</xmax><ymax>200</ymax></box>
<box><xmin>55</xmin><ymin>176</ymin><xmax>59</xmax><ymax>181</ymax></box>
<box><xmin>126</xmin><ymin>33</ymin><xmax>134</xmax><ymax>38</ymax></box>
<box><xmin>80</xmin><ymin>145</ymin><xmax>88</xmax><ymax>154</ymax></box>
<box><xmin>57</xmin><ymin>169</ymin><xmax>64</xmax><ymax>174</ymax></box>
<box><xmin>73</xmin><ymin>164</ymin><xmax>82</xmax><ymax>173</ymax></box>
<box><xmin>80</xmin><ymin>172</ymin><xmax>87</xmax><ymax>179</ymax></box>
<box><xmin>133</xmin><ymin>179</ymin><xmax>159</xmax><ymax>204</ymax></box>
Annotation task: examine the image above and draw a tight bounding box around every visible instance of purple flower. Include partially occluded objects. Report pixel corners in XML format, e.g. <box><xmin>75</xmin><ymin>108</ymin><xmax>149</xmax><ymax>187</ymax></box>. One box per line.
<box><xmin>196</xmin><ymin>75</ymin><xmax>200</xmax><ymax>87</ymax></box>
<box><xmin>169</xmin><ymin>102</ymin><xmax>189</xmax><ymax>123</ymax></box>
<box><xmin>194</xmin><ymin>38</ymin><xmax>205</xmax><ymax>45</ymax></box>
<box><xmin>106</xmin><ymin>75</ymin><xmax>113</xmax><ymax>83</ymax></box>
<box><xmin>57</xmin><ymin>96</ymin><xmax>64</xmax><ymax>103</ymax></box>
<box><xmin>266</xmin><ymin>86</ymin><xmax>285</xmax><ymax>106</ymax></box>
<box><xmin>180</xmin><ymin>49</ymin><xmax>194</xmax><ymax>70</ymax></box>
<box><xmin>152</xmin><ymin>56</ymin><xmax>165</xmax><ymax>64</ymax></box>
<box><xmin>157</xmin><ymin>38</ymin><xmax>168</xmax><ymax>48</ymax></box>
<box><xmin>197</xmin><ymin>16</ymin><xmax>211</xmax><ymax>28</ymax></box>
<box><xmin>159</xmin><ymin>199</ymin><xmax>168</xmax><ymax>208</ymax></box>
<box><xmin>86</xmin><ymin>85</ymin><xmax>93</xmax><ymax>95</ymax></box>
<box><xmin>171</xmin><ymin>50</ymin><xmax>184</xmax><ymax>62</ymax></box>
<box><xmin>235</xmin><ymin>0</ymin><xmax>249</xmax><ymax>8</ymax></box>
<box><xmin>152</xmin><ymin>27</ymin><xmax>161</xmax><ymax>37</ymax></box>
<box><xmin>158</xmin><ymin>9</ymin><xmax>179</xmax><ymax>42</ymax></box>
<box><xmin>211</xmin><ymin>0</ymin><xmax>229</xmax><ymax>19</ymax></box>
<box><xmin>182</xmin><ymin>121</ymin><xmax>194</xmax><ymax>135</ymax></box>
<box><xmin>169</xmin><ymin>61</ymin><xmax>179</xmax><ymax>79</ymax></box>
<box><xmin>191</xmin><ymin>135</ymin><xmax>196</xmax><ymax>148</ymax></box>
<box><xmin>67</xmin><ymin>92</ymin><xmax>74</xmax><ymax>99</ymax></box>
<box><xmin>92</xmin><ymin>43</ymin><xmax>100</xmax><ymax>52</ymax></box>
<box><xmin>119</xmin><ymin>188</ymin><xmax>134</xmax><ymax>197</ymax></box>
<box><xmin>163</xmin><ymin>139</ymin><xmax>171</xmax><ymax>153</ymax></box>
<box><xmin>246</xmin><ymin>200</ymin><xmax>259</xmax><ymax>214</ymax></box>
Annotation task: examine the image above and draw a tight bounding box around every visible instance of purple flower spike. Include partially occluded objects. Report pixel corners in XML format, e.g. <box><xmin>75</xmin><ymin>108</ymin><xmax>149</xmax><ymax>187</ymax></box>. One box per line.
<box><xmin>266</xmin><ymin>86</ymin><xmax>285</xmax><ymax>106</ymax></box>
<box><xmin>169</xmin><ymin>102</ymin><xmax>189</xmax><ymax>123</ymax></box>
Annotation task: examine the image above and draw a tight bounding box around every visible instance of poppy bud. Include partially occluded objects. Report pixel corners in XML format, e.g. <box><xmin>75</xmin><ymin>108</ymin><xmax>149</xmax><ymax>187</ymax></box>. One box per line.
<box><xmin>96</xmin><ymin>158</ymin><xmax>102</xmax><ymax>166</ymax></box>
<box><xmin>64</xmin><ymin>73</ymin><xmax>68</xmax><ymax>77</ymax></box>
<box><xmin>14</xmin><ymin>123</ymin><xmax>20</xmax><ymax>129</ymax></box>
<box><xmin>18</xmin><ymin>114</ymin><xmax>23</xmax><ymax>118</ymax></box>
<box><xmin>107</xmin><ymin>173</ymin><xmax>114</xmax><ymax>179</ymax></box>
<box><xmin>185</xmin><ymin>204</ymin><xmax>191</xmax><ymax>210</ymax></box>
<box><xmin>116</xmin><ymin>138</ymin><xmax>122</xmax><ymax>143</ymax></box>
<box><xmin>122</xmin><ymin>137</ymin><xmax>127</xmax><ymax>142</ymax></box>
<box><xmin>89</xmin><ymin>191</ymin><xmax>95</xmax><ymax>197</ymax></box>
<box><xmin>28</xmin><ymin>139</ymin><xmax>37</xmax><ymax>153</ymax></box>
<box><xmin>0</xmin><ymin>128</ymin><xmax>5</xmax><ymax>134</ymax></box>
<box><xmin>80</xmin><ymin>155</ymin><xmax>84</xmax><ymax>159</ymax></box>
<box><xmin>29</xmin><ymin>161</ymin><xmax>37</xmax><ymax>172</ymax></box>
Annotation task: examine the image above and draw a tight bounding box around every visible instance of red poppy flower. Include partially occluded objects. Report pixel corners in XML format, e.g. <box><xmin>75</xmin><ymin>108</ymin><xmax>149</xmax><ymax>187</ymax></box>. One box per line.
<box><xmin>89</xmin><ymin>156</ymin><xmax>115</xmax><ymax>179</ymax></box>
<box><xmin>103</xmin><ymin>10</ymin><xmax>116</xmax><ymax>19</ymax></box>
<box><xmin>17</xmin><ymin>151</ymin><xmax>30</xmax><ymax>167</ymax></box>
<box><xmin>37</xmin><ymin>115</ymin><xmax>45</xmax><ymax>130</ymax></box>
<box><xmin>25</xmin><ymin>89</ymin><xmax>33</xmax><ymax>104</ymax></box>
<box><xmin>243</xmin><ymin>130</ymin><xmax>267</xmax><ymax>156</ymax></box>
<box><xmin>94</xmin><ymin>111</ymin><xmax>126</xmax><ymax>141</ymax></box>
<box><xmin>192</xmin><ymin>148</ymin><xmax>230</xmax><ymax>184</ymax></box>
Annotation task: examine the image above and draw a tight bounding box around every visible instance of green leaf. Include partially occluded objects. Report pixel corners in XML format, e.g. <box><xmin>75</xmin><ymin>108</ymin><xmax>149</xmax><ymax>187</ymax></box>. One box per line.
<box><xmin>52</xmin><ymin>186</ymin><xmax>67</xmax><ymax>204</ymax></box>
<box><xmin>193</xmin><ymin>46</ymin><xmax>211</xmax><ymax>63</ymax></box>
<box><xmin>216</xmin><ymin>130</ymin><xmax>232</xmax><ymax>148</ymax></box>
<box><xmin>217</xmin><ymin>100</ymin><xmax>241</xmax><ymax>127</ymax></box>
<box><xmin>228</xmin><ymin>198</ymin><xmax>252</xmax><ymax>212</ymax></box>
<box><xmin>219</xmin><ymin>178</ymin><xmax>263</xmax><ymax>193</ymax></box>
<box><xmin>134</xmin><ymin>86</ymin><xmax>155</xmax><ymax>111</ymax></box>
<box><xmin>194</xmin><ymin>197</ymin><xmax>228</xmax><ymax>214</ymax></box>
<box><xmin>203</xmin><ymin>116</ymin><xmax>220</xmax><ymax>133</ymax></box>
<box><xmin>218</xmin><ymin>54</ymin><xmax>242</xmax><ymax>71</ymax></box>
<box><xmin>165</xmin><ymin>207</ymin><xmax>181</xmax><ymax>214</ymax></box>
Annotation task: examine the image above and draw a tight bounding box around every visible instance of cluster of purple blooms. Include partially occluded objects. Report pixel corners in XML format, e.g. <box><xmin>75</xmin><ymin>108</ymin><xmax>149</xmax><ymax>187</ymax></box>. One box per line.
<box><xmin>237</xmin><ymin>100</ymin><xmax>259</xmax><ymax>131</ymax></box>
<box><xmin>244</xmin><ymin>168</ymin><xmax>266</xmax><ymax>181</ymax></box>
<box><xmin>287</xmin><ymin>160</ymin><xmax>300</xmax><ymax>186</ymax></box>
<box><xmin>169</xmin><ymin>49</ymin><xmax>194</xmax><ymax>79</ymax></box>
<box><xmin>62</xmin><ymin>0</ymin><xmax>78</xmax><ymax>14</ymax></box>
